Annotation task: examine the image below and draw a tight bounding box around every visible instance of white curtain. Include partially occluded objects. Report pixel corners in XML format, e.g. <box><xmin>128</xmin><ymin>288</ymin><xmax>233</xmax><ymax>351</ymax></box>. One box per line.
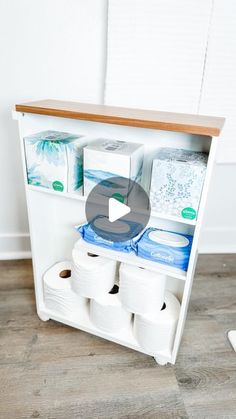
<box><xmin>105</xmin><ymin>0</ymin><xmax>213</xmax><ymax>114</ymax></box>
<box><xmin>104</xmin><ymin>0</ymin><xmax>236</xmax><ymax>252</ymax></box>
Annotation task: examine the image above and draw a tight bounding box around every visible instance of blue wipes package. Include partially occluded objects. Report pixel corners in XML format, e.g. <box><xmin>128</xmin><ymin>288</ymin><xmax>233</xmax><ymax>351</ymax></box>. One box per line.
<box><xmin>77</xmin><ymin>216</ymin><xmax>141</xmax><ymax>253</ymax></box>
<box><xmin>135</xmin><ymin>227</ymin><xmax>193</xmax><ymax>271</ymax></box>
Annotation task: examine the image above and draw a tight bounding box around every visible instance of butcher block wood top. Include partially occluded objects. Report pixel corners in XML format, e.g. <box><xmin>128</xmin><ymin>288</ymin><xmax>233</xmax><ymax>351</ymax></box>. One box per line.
<box><xmin>15</xmin><ymin>99</ymin><xmax>225</xmax><ymax>136</ymax></box>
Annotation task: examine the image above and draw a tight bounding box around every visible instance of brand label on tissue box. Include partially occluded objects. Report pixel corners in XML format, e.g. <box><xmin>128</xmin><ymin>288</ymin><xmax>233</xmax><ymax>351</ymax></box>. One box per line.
<box><xmin>150</xmin><ymin>148</ymin><xmax>207</xmax><ymax>220</ymax></box>
<box><xmin>135</xmin><ymin>227</ymin><xmax>193</xmax><ymax>272</ymax></box>
<box><xmin>83</xmin><ymin>139</ymin><xmax>144</xmax><ymax>198</ymax></box>
<box><xmin>24</xmin><ymin>130</ymin><xmax>85</xmax><ymax>192</ymax></box>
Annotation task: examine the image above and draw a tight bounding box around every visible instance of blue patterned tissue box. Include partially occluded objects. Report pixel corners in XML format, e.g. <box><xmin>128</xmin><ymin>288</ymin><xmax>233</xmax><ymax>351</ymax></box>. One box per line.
<box><xmin>149</xmin><ymin>148</ymin><xmax>208</xmax><ymax>220</ymax></box>
<box><xmin>24</xmin><ymin>130</ymin><xmax>85</xmax><ymax>192</ymax></box>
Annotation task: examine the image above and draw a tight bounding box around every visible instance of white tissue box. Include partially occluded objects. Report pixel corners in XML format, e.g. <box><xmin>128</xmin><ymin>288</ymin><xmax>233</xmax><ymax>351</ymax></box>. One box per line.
<box><xmin>24</xmin><ymin>130</ymin><xmax>85</xmax><ymax>193</ymax></box>
<box><xmin>150</xmin><ymin>148</ymin><xmax>208</xmax><ymax>220</ymax></box>
<box><xmin>83</xmin><ymin>139</ymin><xmax>144</xmax><ymax>197</ymax></box>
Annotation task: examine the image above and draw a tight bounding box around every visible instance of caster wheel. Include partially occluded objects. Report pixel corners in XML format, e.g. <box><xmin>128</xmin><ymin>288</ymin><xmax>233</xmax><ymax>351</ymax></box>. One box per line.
<box><xmin>154</xmin><ymin>356</ymin><xmax>168</xmax><ymax>366</ymax></box>
<box><xmin>38</xmin><ymin>311</ymin><xmax>50</xmax><ymax>322</ymax></box>
<box><xmin>228</xmin><ymin>330</ymin><xmax>236</xmax><ymax>352</ymax></box>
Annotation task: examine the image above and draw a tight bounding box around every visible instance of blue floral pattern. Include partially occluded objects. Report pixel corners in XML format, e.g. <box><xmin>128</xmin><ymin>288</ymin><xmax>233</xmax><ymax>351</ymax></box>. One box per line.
<box><xmin>150</xmin><ymin>148</ymin><xmax>207</xmax><ymax>219</ymax></box>
<box><xmin>24</xmin><ymin>130</ymin><xmax>84</xmax><ymax>192</ymax></box>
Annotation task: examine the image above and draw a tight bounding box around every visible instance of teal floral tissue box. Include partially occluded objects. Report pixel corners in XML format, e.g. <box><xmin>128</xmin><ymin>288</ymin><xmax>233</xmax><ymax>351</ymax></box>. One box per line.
<box><xmin>24</xmin><ymin>130</ymin><xmax>85</xmax><ymax>192</ymax></box>
<box><xmin>150</xmin><ymin>148</ymin><xmax>208</xmax><ymax>221</ymax></box>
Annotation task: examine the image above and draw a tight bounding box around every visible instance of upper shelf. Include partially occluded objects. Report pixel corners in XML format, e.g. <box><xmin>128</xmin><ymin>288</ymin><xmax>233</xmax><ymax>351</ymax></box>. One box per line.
<box><xmin>15</xmin><ymin>99</ymin><xmax>225</xmax><ymax>137</ymax></box>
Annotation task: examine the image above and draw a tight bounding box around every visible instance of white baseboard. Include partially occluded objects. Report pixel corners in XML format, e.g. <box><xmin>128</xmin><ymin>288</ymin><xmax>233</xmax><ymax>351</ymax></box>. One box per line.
<box><xmin>0</xmin><ymin>228</ymin><xmax>235</xmax><ymax>260</ymax></box>
<box><xmin>0</xmin><ymin>251</ymin><xmax>32</xmax><ymax>260</ymax></box>
<box><xmin>0</xmin><ymin>233</ymin><xmax>31</xmax><ymax>260</ymax></box>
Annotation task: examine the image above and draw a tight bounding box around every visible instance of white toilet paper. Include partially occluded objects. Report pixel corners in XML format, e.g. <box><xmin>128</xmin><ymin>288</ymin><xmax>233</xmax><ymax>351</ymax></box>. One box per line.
<box><xmin>71</xmin><ymin>246</ymin><xmax>117</xmax><ymax>298</ymax></box>
<box><xmin>90</xmin><ymin>285</ymin><xmax>132</xmax><ymax>333</ymax></box>
<box><xmin>43</xmin><ymin>261</ymin><xmax>88</xmax><ymax>317</ymax></box>
<box><xmin>119</xmin><ymin>263</ymin><xmax>166</xmax><ymax>315</ymax></box>
<box><xmin>134</xmin><ymin>292</ymin><xmax>180</xmax><ymax>354</ymax></box>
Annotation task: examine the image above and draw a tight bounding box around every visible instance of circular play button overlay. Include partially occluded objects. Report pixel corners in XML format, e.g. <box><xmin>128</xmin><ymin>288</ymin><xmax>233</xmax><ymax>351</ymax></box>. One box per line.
<box><xmin>85</xmin><ymin>176</ymin><xmax>150</xmax><ymax>242</ymax></box>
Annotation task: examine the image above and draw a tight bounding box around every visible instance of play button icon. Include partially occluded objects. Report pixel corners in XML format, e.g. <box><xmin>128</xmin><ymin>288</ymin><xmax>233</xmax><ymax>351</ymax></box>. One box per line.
<box><xmin>108</xmin><ymin>198</ymin><xmax>130</xmax><ymax>222</ymax></box>
<box><xmin>85</xmin><ymin>176</ymin><xmax>151</xmax><ymax>242</ymax></box>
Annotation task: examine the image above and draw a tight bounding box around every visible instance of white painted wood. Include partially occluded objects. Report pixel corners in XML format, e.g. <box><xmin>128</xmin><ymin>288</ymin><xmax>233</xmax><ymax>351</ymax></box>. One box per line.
<box><xmin>228</xmin><ymin>331</ymin><xmax>236</xmax><ymax>352</ymax></box>
<box><xmin>171</xmin><ymin>137</ymin><xmax>218</xmax><ymax>364</ymax></box>
<box><xmin>15</xmin><ymin>110</ymin><xmax>217</xmax><ymax>365</ymax></box>
<box><xmin>76</xmin><ymin>239</ymin><xmax>187</xmax><ymax>280</ymax></box>
<box><xmin>39</xmin><ymin>303</ymin><xmax>172</xmax><ymax>362</ymax></box>
<box><xmin>26</xmin><ymin>184</ymin><xmax>197</xmax><ymax>227</ymax></box>
<box><xmin>17</xmin><ymin>117</ymin><xmax>46</xmax><ymax>315</ymax></box>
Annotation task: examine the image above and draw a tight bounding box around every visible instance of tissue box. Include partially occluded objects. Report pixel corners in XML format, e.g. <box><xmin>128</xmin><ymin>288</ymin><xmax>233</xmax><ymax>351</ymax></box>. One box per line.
<box><xmin>150</xmin><ymin>148</ymin><xmax>208</xmax><ymax>220</ymax></box>
<box><xmin>24</xmin><ymin>130</ymin><xmax>85</xmax><ymax>192</ymax></box>
<box><xmin>135</xmin><ymin>227</ymin><xmax>193</xmax><ymax>272</ymax></box>
<box><xmin>83</xmin><ymin>139</ymin><xmax>144</xmax><ymax>198</ymax></box>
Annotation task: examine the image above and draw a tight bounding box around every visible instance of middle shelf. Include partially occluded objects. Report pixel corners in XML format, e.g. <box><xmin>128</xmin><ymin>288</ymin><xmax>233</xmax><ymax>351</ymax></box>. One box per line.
<box><xmin>27</xmin><ymin>184</ymin><xmax>197</xmax><ymax>226</ymax></box>
<box><xmin>77</xmin><ymin>239</ymin><xmax>187</xmax><ymax>281</ymax></box>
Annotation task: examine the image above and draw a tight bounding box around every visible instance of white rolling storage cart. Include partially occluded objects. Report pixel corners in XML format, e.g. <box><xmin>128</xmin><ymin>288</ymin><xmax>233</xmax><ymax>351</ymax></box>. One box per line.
<box><xmin>13</xmin><ymin>100</ymin><xmax>225</xmax><ymax>365</ymax></box>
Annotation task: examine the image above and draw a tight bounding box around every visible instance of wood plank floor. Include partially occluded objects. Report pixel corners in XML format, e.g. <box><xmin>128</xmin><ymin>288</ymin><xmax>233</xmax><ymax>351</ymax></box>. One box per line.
<box><xmin>0</xmin><ymin>255</ymin><xmax>236</xmax><ymax>419</ymax></box>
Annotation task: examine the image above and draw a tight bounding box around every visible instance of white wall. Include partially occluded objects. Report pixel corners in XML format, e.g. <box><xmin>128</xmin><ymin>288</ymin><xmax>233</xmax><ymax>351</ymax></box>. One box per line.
<box><xmin>105</xmin><ymin>0</ymin><xmax>236</xmax><ymax>253</ymax></box>
<box><xmin>0</xmin><ymin>0</ymin><xmax>108</xmax><ymax>258</ymax></box>
<box><xmin>0</xmin><ymin>0</ymin><xmax>235</xmax><ymax>258</ymax></box>
<box><xmin>198</xmin><ymin>0</ymin><xmax>236</xmax><ymax>252</ymax></box>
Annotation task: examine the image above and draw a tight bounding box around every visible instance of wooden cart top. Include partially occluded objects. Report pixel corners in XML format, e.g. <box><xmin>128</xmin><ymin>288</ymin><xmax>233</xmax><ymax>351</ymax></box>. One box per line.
<box><xmin>16</xmin><ymin>99</ymin><xmax>225</xmax><ymax>137</ymax></box>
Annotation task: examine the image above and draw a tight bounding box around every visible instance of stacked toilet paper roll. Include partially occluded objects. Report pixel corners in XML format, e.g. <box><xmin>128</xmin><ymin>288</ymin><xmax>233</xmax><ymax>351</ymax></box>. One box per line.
<box><xmin>43</xmin><ymin>261</ymin><xmax>87</xmax><ymax>317</ymax></box>
<box><xmin>119</xmin><ymin>263</ymin><xmax>166</xmax><ymax>314</ymax></box>
<box><xmin>90</xmin><ymin>285</ymin><xmax>132</xmax><ymax>333</ymax></box>
<box><xmin>71</xmin><ymin>246</ymin><xmax>117</xmax><ymax>298</ymax></box>
<box><xmin>134</xmin><ymin>291</ymin><xmax>180</xmax><ymax>354</ymax></box>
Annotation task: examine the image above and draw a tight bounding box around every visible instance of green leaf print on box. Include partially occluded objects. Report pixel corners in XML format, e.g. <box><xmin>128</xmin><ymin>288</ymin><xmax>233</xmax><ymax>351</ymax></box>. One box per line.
<box><xmin>36</xmin><ymin>140</ymin><xmax>66</xmax><ymax>165</ymax></box>
<box><xmin>27</xmin><ymin>164</ymin><xmax>50</xmax><ymax>188</ymax></box>
<box><xmin>74</xmin><ymin>158</ymin><xmax>83</xmax><ymax>190</ymax></box>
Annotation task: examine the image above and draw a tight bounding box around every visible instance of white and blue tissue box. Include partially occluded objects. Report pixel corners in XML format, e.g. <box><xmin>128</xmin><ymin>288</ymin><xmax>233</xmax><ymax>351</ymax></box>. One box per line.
<box><xmin>83</xmin><ymin>139</ymin><xmax>144</xmax><ymax>199</ymax></box>
<box><xmin>150</xmin><ymin>148</ymin><xmax>207</xmax><ymax>220</ymax></box>
<box><xmin>24</xmin><ymin>130</ymin><xmax>86</xmax><ymax>192</ymax></box>
<box><xmin>77</xmin><ymin>216</ymin><xmax>140</xmax><ymax>253</ymax></box>
<box><xmin>135</xmin><ymin>227</ymin><xmax>193</xmax><ymax>271</ymax></box>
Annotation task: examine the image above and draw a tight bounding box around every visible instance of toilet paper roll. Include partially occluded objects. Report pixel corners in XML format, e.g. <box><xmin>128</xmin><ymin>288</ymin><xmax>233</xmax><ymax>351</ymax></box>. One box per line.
<box><xmin>71</xmin><ymin>247</ymin><xmax>117</xmax><ymax>298</ymax></box>
<box><xmin>119</xmin><ymin>263</ymin><xmax>166</xmax><ymax>314</ymax></box>
<box><xmin>90</xmin><ymin>285</ymin><xmax>132</xmax><ymax>333</ymax></box>
<box><xmin>43</xmin><ymin>261</ymin><xmax>88</xmax><ymax>317</ymax></box>
<box><xmin>134</xmin><ymin>292</ymin><xmax>180</xmax><ymax>354</ymax></box>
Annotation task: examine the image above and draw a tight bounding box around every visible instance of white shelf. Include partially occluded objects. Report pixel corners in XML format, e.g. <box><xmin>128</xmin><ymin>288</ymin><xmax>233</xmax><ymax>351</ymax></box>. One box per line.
<box><xmin>27</xmin><ymin>184</ymin><xmax>197</xmax><ymax>226</ymax></box>
<box><xmin>40</xmin><ymin>303</ymin><xmax>172</xmax><ymax>362</ymax></box>
<box><xmin>27</xmin><ymin>184</ymin><xmax>86</xmax><ymax>201</ymax></box>
<box><xmin>150</xmin><ymin>210</ymin><xmax>196</xmax><ymax>226</ymax></box>
<box><xmin>77</xmin><ymin>239</ymin><xmax>187</xmax><ymax>281</ymax></box>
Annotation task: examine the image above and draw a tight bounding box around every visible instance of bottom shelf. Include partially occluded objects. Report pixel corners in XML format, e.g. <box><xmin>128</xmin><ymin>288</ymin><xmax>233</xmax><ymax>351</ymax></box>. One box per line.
<box><xmin>39</xmin><ymin>303</ymin><xmax>172</xmax><ymax>365</ymax></box>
